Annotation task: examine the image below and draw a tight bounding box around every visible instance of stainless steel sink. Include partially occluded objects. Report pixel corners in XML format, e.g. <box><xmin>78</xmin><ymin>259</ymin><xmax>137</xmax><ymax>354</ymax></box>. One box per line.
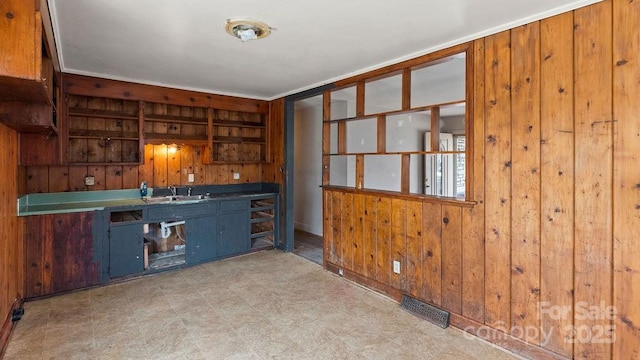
<box><xmin>143</xmin><ymin>194</ymin><xmax>209</xmax><ymax>204</ymax></box>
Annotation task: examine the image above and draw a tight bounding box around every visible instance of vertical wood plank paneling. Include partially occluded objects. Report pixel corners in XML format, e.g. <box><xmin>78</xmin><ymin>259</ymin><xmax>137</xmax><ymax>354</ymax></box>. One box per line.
<box><xmin>26</xmin><ymin>167</ymin><xmax>48</xmax><ymax>193</ymax></box>
<box><xmin>139</xmin><ymin>144</ymin><xmax>154</xmax><ymax>184</ymax></box>
<box><xmin>574</xmin><ymin>1</ymin><xmax>613</xmax><ymax>358</ymax></box>
<box><xmin>612</xmin><ymin>0</ymin><xmax>640</xmax><ymax>358</ymax></box>
<box><xmin>363</xmin><ymin>195</ymin><xmax>378</xmax><ymax>278</ymax></box>
<box><xmin>510</xmin><ymin>22</ymin><xmax>542</xmax><ymax>343</ymax></box>
<box><xmin>192</xmin><ymin>146</ymin><xmax>206</xmax><ymax>185</ymax></box>
<box><xmin>48</xmin><ymin>167</ymin><xmax>69</xmax><ymax>193</ymax></box>
<box><xmin>462</xmin><ymin>38</ymin><xmax>486</xmax><ymax>323</ymax></box>
<box><xmin>105</xmin><ymin>166</ymin><xmax>123</xmax><ymax>190</ymax></box>
<box><xmin>88</xmin><ymin>166</ymin><xmax>105</xmax><ymax>190</ymax></box>
<box><xmin>341</xmin><ymin>193</ymin><xmax>355</xmax><ymax>271</ymax></box>
<box><xmin>180</xmin><ymin>146</ymin><xmax>194</xmax><ymax>185</ymax></box>
<box><xmin>540</xmin><ymin>12</ymin><xmax>575</xmax><ymax>357</ymax></box>
<box><xmin>153</xmin><ymin>145</ymin><xmax>167</xmax><ymax>187</ymax></box>
<box><xmin>406</xmin><ymin>201</ymin><xmax>424</xmax><ymax>299</ymax></box>
<box><xmin>69</xmin><ymin>166</ymin><xmax>87</xmax><ymax>191</ymax></box>
<box><xmin>423</xmin><ymin>202</ymin><xmax>442</xmax><ymax>306</ymax></box>
<box><xmin>376</xmin><ymin>197</ymin><xmax>392</xmax><ymax>285</ymax></box>
<box><xmin>329</xmin><ymin>191</ymin><xmax>342</xmax><ymax>266</ymax></box>
<box><xmin>121</xmin><ymin>165</ymin><xmax>139</xmax><ymax>189</ymax></box>
<box><xmin>167</xmin><ymin>147</ymin><xmax>181</xmax><ymax>186</ymax></box>
<box><xmin>217</xmin><ymin>164</ymin><xmax>230</xmax><ymax>184</ymax></box>
<box><xmin>390</xmin><ymin>199</ymin><xmax>407</xmax><ymax>291</ymax></box>
<box><xmin>322</xmin><ymin>190</ymin><xmax>332</xmax><ymax>266</ymax></box>
<box><xmin>483</xmin><ymin>30</ymin><xmax>512</xmax><ymax>328</ymax></box>
<box><xmin>0</xmin><ymin>123</ymin><xmax>22</xmax><ymax>344</ymax></box>
<box><xmin>352</xmin><ymin>194</ymin><xmax>365</xmax><ymax>275</ymax></box>
<box><xmin>442</xmin><ymin>205</ymin><xmax>462</xmax><ymax>314</ymax></box>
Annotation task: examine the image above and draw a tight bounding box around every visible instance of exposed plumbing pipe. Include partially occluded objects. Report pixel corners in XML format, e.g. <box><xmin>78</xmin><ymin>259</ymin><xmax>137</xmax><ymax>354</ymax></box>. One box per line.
<box><xmin>160</xmin><ymin>220</ymin><xmax>185</xmax><ymax>239</ymax></box>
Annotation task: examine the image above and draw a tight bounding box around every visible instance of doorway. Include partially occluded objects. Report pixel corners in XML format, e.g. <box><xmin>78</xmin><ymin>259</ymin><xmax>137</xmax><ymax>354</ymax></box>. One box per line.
<box><xmin>282</xmin><ymin>85</ymin><xmax>332</xmax><ymax>262</ymax></box>
<box><xmin>291</xmin><ymin>96</ymin><xmax>324</xmax><ymax>264</ymax></box>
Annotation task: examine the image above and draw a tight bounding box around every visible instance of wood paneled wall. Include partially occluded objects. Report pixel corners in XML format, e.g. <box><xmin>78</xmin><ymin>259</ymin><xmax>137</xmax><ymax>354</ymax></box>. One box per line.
<box><xmin>23</xmin><ymin>144</ymin><xmax>262</xmax><ymax>193</ymax></box>
<box><xmin>321</xmin><ymin>1</ymin><xmax>640</xmax><ymax>359</ymax></box>
<box><xmin>0</xmin><ymin>123</ymin><xmax>23</xmax><ymax>355</ymax></box>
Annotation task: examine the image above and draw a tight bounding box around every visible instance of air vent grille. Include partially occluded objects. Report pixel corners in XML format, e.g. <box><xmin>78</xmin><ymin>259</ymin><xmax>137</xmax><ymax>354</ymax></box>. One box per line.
<box><xmin>400</xmin><ymin>294</ymin><xmax>450</xmax><ymax>329</ymax></box>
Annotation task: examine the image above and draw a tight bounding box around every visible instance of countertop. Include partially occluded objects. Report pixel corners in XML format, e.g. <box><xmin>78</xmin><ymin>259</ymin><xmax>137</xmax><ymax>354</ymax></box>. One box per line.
<box><xmin>18</xmin><ymin>186</ymin><xmax>279</xmax><ymax>216</ymax></box>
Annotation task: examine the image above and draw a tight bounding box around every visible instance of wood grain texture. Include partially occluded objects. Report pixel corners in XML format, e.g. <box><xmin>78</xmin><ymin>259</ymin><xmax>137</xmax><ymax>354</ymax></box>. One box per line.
<box><xmin>389</xmin><ymin>198</ymin><xmax>406</xmax><ymax>291</ymax></box>
<box><xmin>341</xmin><ymin>192</ymin><xmax>354</xmax><ymax>271</ymax></box>
<box><xmin>612</xmin><ymin>0</ymin><xmax>640</xmax><ymax>358</ymax></box>
<box><xmin>423</xmin><ymin>202</ymin><xmax>442</xmax><ymax>306</ymax></box>
<box><xmin>510</xmin><ymin>22</ymin><xmax>542</xmax><ymax>343</ymax></box>
<box><xmin>375</xmin><ymin>197</ymin><xmax>392</xmax><ymax>285</ymax></box>
<box><xmin>62</xmin><ymin>74</ymin><xmax>268</xmax><ymax>113</ymax></box>
<box><xmin>0</xmin><ymin>123</ymin><xmax>22</xmax><ymax>355</ymax></box>
<box><xmin>0</xmin><ymin>0</ymin><xmax>39</xmax><ymax>80</ymax></box>
<box><xmin>352</xmin><ymin>194</ymin><xmax>365</xmax><ymax>275</ymax></box>
<box><xmin>441</xmin><ymin>205</ymin><xmax>462</xmax><ymax>314</ymax></box>
<box><xmin>363</xmin><ymin>195</ymin><xmax>378</xmax><ymax>278</ymax></box>
<box><xmin>540</xmin><ymin>12</ymin><xmax>575</xmax><ymax>357</ymax></box>
<box><xmin>483</xmin><ymin>30</ymin><xmax>512</xmax><ymax>328</ymax></box>
<box><xmin>461</xmin><ymin>38</ymin><xmax>486</xmax><ymax>323</ymax></box>
<box><xmin>405</xmin><ymin>201</ymin><xmax>423</xmax><ymax>299</ymax></box>
<box><xmin>573</xmin><ymin>1</ymin><xmax>613</xmax><ymax>358</ymax></box>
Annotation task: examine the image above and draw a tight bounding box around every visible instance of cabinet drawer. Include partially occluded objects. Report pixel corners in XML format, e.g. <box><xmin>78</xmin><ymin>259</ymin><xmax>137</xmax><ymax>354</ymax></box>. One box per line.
<box><xmin>147</xmin><ymin>203</ymin><xmax>214</xmax><ymax>220</ymax></box>
<box><xmin>220</xmin><ymin>199</ymin><xmax>248</xmax><ymax>212</ymax></box>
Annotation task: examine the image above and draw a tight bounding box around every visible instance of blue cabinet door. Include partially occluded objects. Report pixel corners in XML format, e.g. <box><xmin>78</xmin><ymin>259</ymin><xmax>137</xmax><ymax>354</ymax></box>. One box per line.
<box><xmin>186</xmin><ymin>216</ymin><xmax>217</xmax><ymax>265</ymax></box>
<box><xmin>218</xmin><ymin>212</ymin><xmax>249</xmax><ymax>257</ymax></box>
<box><xmin>109</xmin><ymin>224</ymin><xmax>144</xmax><ymax>278</ymax></box>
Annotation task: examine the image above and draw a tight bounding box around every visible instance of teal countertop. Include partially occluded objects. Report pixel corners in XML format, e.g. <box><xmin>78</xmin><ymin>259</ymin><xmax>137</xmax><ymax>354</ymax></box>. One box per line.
<box><xmin>18</xmin><ymin>189</ymin><xmax>147</xmax><ymax>216</ymax></box>
<box><xmin>17</xmin><ymin>187</ymin><xmax>279</xmax><ymax>216</ymax></box>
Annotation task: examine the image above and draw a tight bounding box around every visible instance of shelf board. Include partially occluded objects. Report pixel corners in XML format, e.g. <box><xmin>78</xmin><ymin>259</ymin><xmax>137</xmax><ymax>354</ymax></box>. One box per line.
<box><xmin>213</xmin><ymin>136</ymin><xmax>265</xmax><ymax>144</ymax></box>
<box><xmin>68</xmin><ymin>161</ymin><xmax>141</xmax><ymax>166</ymax></box>
<box><xmin>144</xmin><ymin>113</ymin><xmax>208</xmax><ymax>125</ymax></box>
<box><xmin>251</xmin><ymin>230</ymin><xmax>274</xmax><ymax>239</ymax></box>
<box><xmin>144</xmin><ymin>133</ymin><xmax>208</xmax><ymax>146</ymax></box>
<box><xmin>69</xmin><ymin>107</ymin><xmax>139</xmax><ymax>120</ymax></box>
<box><xmin>213</xmin><ymin>120</ymin><xmax>265</xmax><ymax>128</ymax></box>
<box><xmin>323</xmin><ymin>150</ymin><xmax>466</xmax><ymax>156</ymax></box>
<box><xmin>209</xmin><ymin>160</ymin><xmax>266</xmax><ymax>164</ymax></box>
<box><xmin>69</xmin><ymin>129</ymin><xmax>139</xmax><ymax>140</ymax></box>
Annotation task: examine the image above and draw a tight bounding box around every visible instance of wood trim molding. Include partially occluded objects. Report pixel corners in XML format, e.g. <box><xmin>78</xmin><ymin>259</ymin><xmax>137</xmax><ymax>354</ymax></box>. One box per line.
<box><xmin>62</xmin><ymin>73</ymin><xmax>269</xmax><ymax>113</ymax></box>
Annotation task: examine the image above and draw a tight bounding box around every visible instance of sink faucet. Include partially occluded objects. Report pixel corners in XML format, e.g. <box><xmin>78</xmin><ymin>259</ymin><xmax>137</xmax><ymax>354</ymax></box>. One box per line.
<box><xmin>187</xmin><ymin>187</ymin><xmax>192</xmax><ymax>196</ymax></box>
<box><xmin>169</xmin><ymin>185</ymin><xmax>177</xmax><ymax>196</ymax></box>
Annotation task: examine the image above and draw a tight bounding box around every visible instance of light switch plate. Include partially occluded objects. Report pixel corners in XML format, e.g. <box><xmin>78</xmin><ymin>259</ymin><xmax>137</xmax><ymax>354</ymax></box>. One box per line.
<box><xmin>84</xmin><ymin>176</ymin><xmax>95</xmax><ymax>186</ymax></box>
<box><xmin>233</xmin><ymin>173</ymin><xmax>240</xmax><ymax>180</ymax></box>
<box><xmin>188</xmin><ymin>173</ymin><xmax>194</xmax><ymax>182</ymax></box>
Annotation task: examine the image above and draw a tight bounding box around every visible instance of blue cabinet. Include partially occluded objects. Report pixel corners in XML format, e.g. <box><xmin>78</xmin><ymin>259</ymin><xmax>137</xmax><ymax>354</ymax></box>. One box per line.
<box><xmin>218</xmin><ymin>211</ymin><xmax>249</xmax><ymax>257</ymax></box>
<box><xmin>109</xmin><ymin>223</ymin><xmax>144</xmax><ymax>278</ymax></box>
<box><xmin>186</xmin><ymin>216</ymin><xmax>217</xmax><ymax>265</ymax></box>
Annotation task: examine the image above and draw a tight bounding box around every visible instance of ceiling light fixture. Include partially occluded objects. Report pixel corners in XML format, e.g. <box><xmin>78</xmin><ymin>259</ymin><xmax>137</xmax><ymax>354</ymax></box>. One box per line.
<box><xmin>225</xmin><ymin>19</ymin><xmax>272</xmax><ymax>42</ymax></box>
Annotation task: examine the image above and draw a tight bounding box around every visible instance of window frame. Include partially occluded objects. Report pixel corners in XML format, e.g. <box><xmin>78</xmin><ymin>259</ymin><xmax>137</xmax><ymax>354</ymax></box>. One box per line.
<box><xmin>322</xmin><ymin>43</ymin><xmax>474</xmax><ymax>203</ymax></box>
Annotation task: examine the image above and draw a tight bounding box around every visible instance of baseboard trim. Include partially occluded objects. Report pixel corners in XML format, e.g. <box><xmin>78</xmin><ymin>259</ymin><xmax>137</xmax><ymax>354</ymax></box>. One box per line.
<box><xmin>0</xmin><ymin>298</ymin><xmax>24</xmax><ymax>358</ymax></box>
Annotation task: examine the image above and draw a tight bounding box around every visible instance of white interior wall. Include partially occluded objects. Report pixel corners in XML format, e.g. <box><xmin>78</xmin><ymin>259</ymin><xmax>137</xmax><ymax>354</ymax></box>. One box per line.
<box><xmin>293</xmin><ymin>102</ymin><xmax>323</xmax><ymax>236</ymax></box>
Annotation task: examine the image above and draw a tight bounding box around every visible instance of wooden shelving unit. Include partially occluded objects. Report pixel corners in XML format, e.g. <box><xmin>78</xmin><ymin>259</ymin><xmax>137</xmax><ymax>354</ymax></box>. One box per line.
<box><xmin>143</xmin><ymin>103</ymin><xmax>209</xmax><ymax>146</ymax></box>
<box><xmin>250</xmin><ymin>197</ymin><xmax>275</xmax><ymax>249</ymax></box>
<box><xmin>67</xmin><ymin>95</ymin><xmax>142</xmax><ymax>165</ymax></box>
<box><xmin>212</xmin><ymin>110</ymin><xmax>267</xmax><ymax>163</ymax></box>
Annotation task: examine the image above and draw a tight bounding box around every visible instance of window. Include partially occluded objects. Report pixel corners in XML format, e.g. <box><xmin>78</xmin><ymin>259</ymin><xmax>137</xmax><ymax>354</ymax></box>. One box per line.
<box><xmin>323</xmin><ymin>49</ymin><xmax>469</xmax><ymax>200</ymax></box>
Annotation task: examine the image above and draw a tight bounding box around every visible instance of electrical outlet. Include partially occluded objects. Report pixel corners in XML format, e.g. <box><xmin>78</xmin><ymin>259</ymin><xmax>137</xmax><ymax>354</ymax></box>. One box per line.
<box><xmin>338</xmin><ymin>268</ymin><xmax>344</xmax><ymax>277</ymax></box>
<box><xmin>233</xmin><ymin>172</ymin><xmax>240</xmax><ymax>180</ymax></box>
<box><xmin>393</xmin><ymin>260</ymin><xmax>401</xmax><ymax>274</ymax></box>
<box><xmin>84</xmin><ymin>176</ymin><xmax>95</xmax><ymax>186</ymax></box>
<box><xmin>188</xmin><ymin>173</ymin><xmax>195</xmax><ymax>182</ymax></box>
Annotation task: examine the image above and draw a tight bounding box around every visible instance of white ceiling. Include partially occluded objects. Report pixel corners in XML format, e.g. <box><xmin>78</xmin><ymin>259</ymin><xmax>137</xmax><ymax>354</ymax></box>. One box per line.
<box><xmin>48</xmin><ymin>0</ymin><xmax>599</xmax><ymax>101</ymax></box>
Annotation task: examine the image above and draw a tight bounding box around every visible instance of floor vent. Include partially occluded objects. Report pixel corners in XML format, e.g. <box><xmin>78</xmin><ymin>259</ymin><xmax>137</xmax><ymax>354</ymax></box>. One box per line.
<box><xmin>400</xmin><ymin>294</ymin><xmax>450</xmax><ymax>329</ymax></box>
